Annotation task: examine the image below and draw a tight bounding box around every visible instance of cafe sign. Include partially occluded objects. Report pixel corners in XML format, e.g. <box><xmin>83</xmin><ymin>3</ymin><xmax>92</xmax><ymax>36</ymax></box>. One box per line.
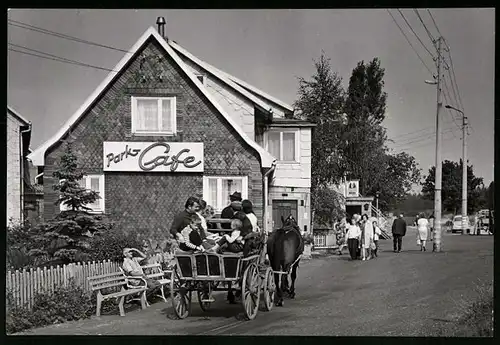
<box><xmin>103</xmin><ymin>142</ymin><xmax>204</xmax><ymax>172</ymax></box>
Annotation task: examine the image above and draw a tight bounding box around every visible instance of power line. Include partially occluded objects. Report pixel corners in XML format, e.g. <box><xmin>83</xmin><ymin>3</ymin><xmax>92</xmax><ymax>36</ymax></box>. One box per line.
<box><xmin>397</xmin><ymin>9</ymin><xmax>436</xmax><ymax>60</ymax></box>
<box><xmin>442</xmin><ymin>73</ymin><xmax>461</xmax><ymax>112</ymax></box>
<box><xmin>391</xmin><ymin>126</ymin><xmax>455</xmax><ymax>146</ymax></box>
<box><xmin>413</xmin><ymin>9</ymin><xmax>437</xmax><ymax>47</ymax></box>
<box><xmin>426</xmin><ymin>9</ymin><xmax>449</xmax><ymax>50</ymax></box>
<box><xmin>391</xmin><ymin>127</ymin><xmax>455</xmax><ymax>148</ymax></box>
<box><xmin>8</xmin><ymin>42</ymin><xmax>116</xmax><ymax>72</ymax></box>
<box><xmin>394</xmin><ymin>132</ymin><xmax>456</xmax><ymax>153</ymax></box>
<box><xmin>8</xmin><ymin>19</ymin><xmax>132</xmax><ymax>54</ymax></box>
<box><xmin>389</xmin><ymin>117</ymin><xmax>457</xmax><ymax>141</ymax></box>
<box><xmin>445</xmin><ymin>49</ymin><xmax>465</xmax><ymax>111</ymax></box>
<box><xmin>440</xmin><ymin>85</ymin><xmax>461</xmax><ymax>137</ymax></box>
<box><xmin>386</xmin><ymin>9</ymin><xmax>434</xmax><ymax>76</ymax></box>
<box><xmin>8</xmin><ymin>48</ymin><xmax>116</xmax><ymax>72</ymax></box>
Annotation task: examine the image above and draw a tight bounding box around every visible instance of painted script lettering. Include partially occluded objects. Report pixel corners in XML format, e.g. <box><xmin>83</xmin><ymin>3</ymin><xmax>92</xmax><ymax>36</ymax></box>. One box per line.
<box><xmin>138</xmin><ymin>142</ymin><xmax>202</xmax><ymax>172</ymax></box>
<box><xmin>106</xmin><ymin>145</ymin><xmax>141</xmax><ymax>168</ymax></box>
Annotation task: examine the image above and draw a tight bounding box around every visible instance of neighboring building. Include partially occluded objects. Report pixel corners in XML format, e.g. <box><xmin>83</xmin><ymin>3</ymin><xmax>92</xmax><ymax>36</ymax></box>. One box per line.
<box><xmin>6</xmin><ymin>106</ymin><xmax>32</xmax><ymax>225</ymax></box>
<box><xmin>28</xmin><ymin>20</ymin><xmax>314</xmax><ymax>235</ymax></box>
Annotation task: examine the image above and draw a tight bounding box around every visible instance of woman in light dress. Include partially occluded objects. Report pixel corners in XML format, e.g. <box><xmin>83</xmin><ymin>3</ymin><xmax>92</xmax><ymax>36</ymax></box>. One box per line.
<box><xmin>361</xmin><ymin>214</ymin><xmax>374</xmax><ymax>260</ymax></box>
<box><xmin>417</xmin><ymin>213</ymin><xmax>429</xmax><ymax>251</ymax></box>
<box><xmin>372</xmin><ymin>219</ymin><xmax>382</xmax><ymax>258</ymax></box>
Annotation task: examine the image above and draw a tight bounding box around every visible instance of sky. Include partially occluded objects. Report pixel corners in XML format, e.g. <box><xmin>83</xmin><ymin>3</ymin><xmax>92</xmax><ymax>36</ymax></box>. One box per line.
<box><xmin>7</xmin><ymin>9</ymin><xmax>495</xmax><ymax>188</ymax></box>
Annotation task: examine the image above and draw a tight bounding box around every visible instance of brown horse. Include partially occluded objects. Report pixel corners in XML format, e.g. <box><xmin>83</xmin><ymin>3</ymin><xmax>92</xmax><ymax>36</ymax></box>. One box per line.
<box><xmin>267</xmin><ymin>214</ymin><xmax>304</xmax><ymax>306</ymax></box>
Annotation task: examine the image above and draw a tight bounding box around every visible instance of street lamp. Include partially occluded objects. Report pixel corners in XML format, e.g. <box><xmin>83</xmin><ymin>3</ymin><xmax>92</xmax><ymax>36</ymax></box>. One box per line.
<box><xmin>445</xmin><ymin>104</ymin><xmax>468</xmax><ymax>235</ymax></box>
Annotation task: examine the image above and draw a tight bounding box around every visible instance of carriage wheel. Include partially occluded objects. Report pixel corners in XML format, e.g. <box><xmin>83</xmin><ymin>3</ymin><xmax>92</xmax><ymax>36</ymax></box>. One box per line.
<box><xmin>197</xmin><ymin>284</ymin><xmax>212</xmax><ymax>312</ymax></box>
<box><xmin>262</xmin><ymin>267</ymin><xmax>275</xmax><ymax>311</ymax></box>
<box><xmin>241</xmin><ymin>263</ymin><xmax>261</xmax><ymax>320</ymax></box>
<box><xmin>170</xmin><ymin>266</ymin><xmax>192</xmax><ymax>319</ymax></box>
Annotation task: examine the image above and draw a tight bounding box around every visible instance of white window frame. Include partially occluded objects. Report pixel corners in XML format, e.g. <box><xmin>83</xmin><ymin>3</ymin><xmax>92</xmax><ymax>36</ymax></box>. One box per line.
<box><xmin>203</xmin><ymin>176</ymin><xmax>249</xmax><ymax>213</ymax></box>
<box><xmin>59</xmin><ymin>174</ymin><xmax>105</xmax><ymax>213</ymax></box>
<box><xmin>131</xmin><ymin>96</ymin><xmax>177</xmax><ymax>136</ymax></box>
<box><xmin>264</xmin><ymin>128</ymin><xmax>300</xmax><ymax>163</ymax></box>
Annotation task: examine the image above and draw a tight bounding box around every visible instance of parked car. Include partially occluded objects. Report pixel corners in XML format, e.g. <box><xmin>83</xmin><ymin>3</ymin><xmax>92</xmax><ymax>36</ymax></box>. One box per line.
<box><xmin>451</xmin><ymin>215</ymin><xmax>472</xmax><ymax>234</ymax></box>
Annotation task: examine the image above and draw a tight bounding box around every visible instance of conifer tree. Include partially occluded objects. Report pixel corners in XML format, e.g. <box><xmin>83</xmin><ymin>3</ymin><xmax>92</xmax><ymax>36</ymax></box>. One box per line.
<box><xmin>29</xmin><ymin>143</ymin><xmax>113</xmax><ymax>264</ymax></box>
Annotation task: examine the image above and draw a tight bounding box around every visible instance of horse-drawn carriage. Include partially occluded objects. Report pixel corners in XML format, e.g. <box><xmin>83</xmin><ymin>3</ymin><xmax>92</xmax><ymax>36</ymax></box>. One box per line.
<box><xmin>168</xmin><ymin>215</ymin><xmax>303</xmax><ymax>320</ymax></box>
<box><xmin>169</xmin><ymin>219</ymin><xmax>276</xmax><ymax>320</ymax></box>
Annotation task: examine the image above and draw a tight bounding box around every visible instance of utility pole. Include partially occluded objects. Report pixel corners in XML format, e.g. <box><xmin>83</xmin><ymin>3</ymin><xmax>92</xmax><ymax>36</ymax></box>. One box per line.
<box><xmin>433</xmin><ymin>36</ymin><xmax>443</xmax><ymax>252</ymax></box>
<box><xmin>461</xmin><ymin>114</ymin><xmax>468</xmax><ymax>235</ymax></box>
<box><xmin>444</xmin><ymin>104</ymin><xmax>467</xmax><ymax>235</ymax></box>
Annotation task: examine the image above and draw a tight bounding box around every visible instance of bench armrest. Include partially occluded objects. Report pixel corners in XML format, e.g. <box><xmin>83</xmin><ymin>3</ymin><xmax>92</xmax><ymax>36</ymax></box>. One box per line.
<box><xmin>124</xmin><ymin>276</ymin><xmax>147</xmax><ymax>289</ymax></box>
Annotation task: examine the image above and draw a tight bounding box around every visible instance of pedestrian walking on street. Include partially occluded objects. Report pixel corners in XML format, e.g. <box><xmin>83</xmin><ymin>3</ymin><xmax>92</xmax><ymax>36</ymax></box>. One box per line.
<box><xmin>391</xmin><ymin>213</ymin><xmax>407</xmax><ymax>253</ymax></box>
<box><xmin>416</xmin><ymin>213</ymin><xmax>429</xmax><ymax>251</ymax></box>
<box><xmin>428</xmin><ymin>213</ymin><xmax>434</xmax><ymax>241</ymax></box>
<box><xmin>346</xmin><ymin>218</ymin><xmax>361</xmax><ymax>260</ymax></box>
<box><xmin>361</xmin><ymin>214</ymin><xmax>374</xmax><ymax>261</ymax></box>
<box><xmin>372</xmin><ymin>219</ymin><xmax>382</xmax><ymax>257</ymax></box>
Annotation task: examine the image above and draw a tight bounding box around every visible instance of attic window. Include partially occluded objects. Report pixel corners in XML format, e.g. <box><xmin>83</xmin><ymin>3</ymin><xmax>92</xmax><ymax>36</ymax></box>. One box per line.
<box><xmin>131</xmin><ymin>96</ymin><xmax>177</xmax><ymax>135</ymax></box>
<box><xmin>195</xmin><ymin>74</ymin><xmax>206</xmax><ymax>85</ymax></box>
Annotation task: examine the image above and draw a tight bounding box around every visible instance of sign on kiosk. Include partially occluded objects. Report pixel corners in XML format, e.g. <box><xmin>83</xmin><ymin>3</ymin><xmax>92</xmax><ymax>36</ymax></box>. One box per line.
<box><xmin>103</xmin><ymin>142</ymin><xmax>204</xmax><ymax>172</ymax></box>
<box><xmin>346</xmin><ymin>180</ymin><xmax>359</xmax><ymax>197</ymax></box>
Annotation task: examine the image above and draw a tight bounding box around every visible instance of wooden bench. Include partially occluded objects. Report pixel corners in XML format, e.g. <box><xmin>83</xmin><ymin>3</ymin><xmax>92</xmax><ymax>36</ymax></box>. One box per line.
<box><xmin>141</xmin><ymin>263</ymin><xmax>172</xmax><ymax>303</ymax></box>
<box><xmin>87</xmin><ymin>271</ymin><xmax>147</xmax><ymax>317</ymax></box>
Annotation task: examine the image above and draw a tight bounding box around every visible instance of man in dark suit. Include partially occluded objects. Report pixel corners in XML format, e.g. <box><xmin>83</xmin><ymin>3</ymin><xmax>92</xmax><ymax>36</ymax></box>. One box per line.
<box><xmin>391</xmin><ymin>213</ymin><xmax>407</xmax><ymax>253</ymax></box>
<box><xmin>220</xmin><ymin>192</ymin><xmax>242</xmax><ymax>229</ymax></box>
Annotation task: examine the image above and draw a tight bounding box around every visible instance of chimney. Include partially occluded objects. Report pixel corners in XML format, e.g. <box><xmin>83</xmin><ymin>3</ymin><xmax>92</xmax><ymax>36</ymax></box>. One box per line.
<box><xmin>156</xmin><ymin>16</ymin><xmax>166</xmax><ymax>39</ymax></box>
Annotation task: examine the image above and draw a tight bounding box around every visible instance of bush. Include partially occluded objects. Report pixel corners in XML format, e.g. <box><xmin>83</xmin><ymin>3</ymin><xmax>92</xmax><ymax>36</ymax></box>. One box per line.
<box><xmin>88</xmin><ymin>228</ymin><xmax>144</xmax><ymax>262</ymax></box>
<box><xmin>6</xmin><ymin>282</ymin><xmax>95</xmax><ymax>334</ymax></box>
<box><xmin>303</xmin><ymin>233</ymin><xmax>314</xmax><ymax>245</ymax></box>
<box><xmin>6</xmin><ymin>220</ymin><xmax>47</xmax><ymax>270</ymax></box>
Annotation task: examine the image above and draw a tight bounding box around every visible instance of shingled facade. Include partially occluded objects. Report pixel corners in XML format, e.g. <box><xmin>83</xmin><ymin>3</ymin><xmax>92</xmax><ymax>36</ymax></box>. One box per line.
<box><xmin>29</xmin><ymin>23</ymin><xmax>314</xmax><ymax>236</ymax></box>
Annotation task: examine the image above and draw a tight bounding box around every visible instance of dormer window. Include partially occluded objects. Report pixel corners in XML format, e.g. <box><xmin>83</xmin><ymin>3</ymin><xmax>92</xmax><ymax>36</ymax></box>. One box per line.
<box><xmin>265</xmin><ymin>129</ymin><xmax>300</xmax><ymax>162</ymax></box>
<box><xmin>131</xmin><ymin>96</ymin><xmax>176</xmax><ymax>135</ymax></box>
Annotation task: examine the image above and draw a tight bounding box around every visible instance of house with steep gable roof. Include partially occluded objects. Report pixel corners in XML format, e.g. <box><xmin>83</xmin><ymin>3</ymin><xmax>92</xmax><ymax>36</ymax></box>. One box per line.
<box><xmin>28</xmin><ymin>19</ymin><xmax>314</xmax><ymax>234</ymax></box>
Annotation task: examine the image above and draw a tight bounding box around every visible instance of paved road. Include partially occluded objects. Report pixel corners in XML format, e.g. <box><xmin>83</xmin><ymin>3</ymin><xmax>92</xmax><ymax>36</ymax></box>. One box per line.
<box><xmin>18</xmin><ymin>228</ymin><xmax>493</xmax><ymax>336</ymax></box>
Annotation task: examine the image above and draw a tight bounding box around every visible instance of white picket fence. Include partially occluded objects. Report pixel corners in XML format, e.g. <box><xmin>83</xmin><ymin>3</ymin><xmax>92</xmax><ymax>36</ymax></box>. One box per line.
<box><xmin>6</xmin><ymin>260</ymin><xmax>121</xmax><ymax>310</ymax></box>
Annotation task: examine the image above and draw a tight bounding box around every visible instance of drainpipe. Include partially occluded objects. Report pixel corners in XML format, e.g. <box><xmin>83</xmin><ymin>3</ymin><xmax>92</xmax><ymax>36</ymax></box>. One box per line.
<box><xmin>35</xmin><ymin>172</ymin><xmax>44</xmax><ymax>184</ymax></box>
<box><xmin>262</xmin><ymin>161</ymin><xmax>277</xmax><ymax>234</ymax></box>
<box><xmin>20</xmin><ymin>124</ymin><xmax>32</xmax><ymax>224</ymax></box>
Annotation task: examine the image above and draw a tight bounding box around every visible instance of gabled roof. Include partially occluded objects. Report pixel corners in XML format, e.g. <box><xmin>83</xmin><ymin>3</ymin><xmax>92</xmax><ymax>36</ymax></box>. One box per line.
<box><xmin>169</xmin><ymin>41</ymin><xmax>294</xmax><ymax>114</ymax></box>
<box><xmin>27</xmin><ymin>27</ymin><xmax>276</xmax><ymax>169</ymax></box>
<box><xmin>169</xmin><ymin>41</ymin><xmax>273</xmax><ymax>115</ymax></box>
<box><xmin>7</xmin><ymin>106</ymin><xmax>31</xmax><ymax>126</ymax></box>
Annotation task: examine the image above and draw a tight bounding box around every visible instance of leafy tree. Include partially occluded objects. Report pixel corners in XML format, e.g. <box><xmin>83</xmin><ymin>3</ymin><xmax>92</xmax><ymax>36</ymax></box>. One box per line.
<box><xmin>29</xmin><ymin>143</ymin><xmax>113</xmax><ymax>264</ymax></box>
<box><xmin>294</xmin><ymin>53</ymin><xmax>346</xmax><ymax>225</ymax></box>
<box><xmin>390</xmin><ymin>193</ymin><xmax>435</xmax><ymax>217</ymax></box>
<box><xmin>369</xmin><ymin>152</ymin><xmax>422</xmax><ymax>211</ymax></box>
<box><xmin>313</xmin><ymin>187</ymin><xmax>346</xmax><ymax>227</ymax></box>
<box><xmin>343</xmin><ymin>58</ymin><xmax>389</xmax><ymax>196</ymax></box>
<box><xmin>488</xmin><ymin>181</ymin><xmax>494</xmax><ymax>210</ymax></box>
<box><xmin>421</xmin><ymin>159</ymin><xmax>484</xmax><ymax>214</ymax></box>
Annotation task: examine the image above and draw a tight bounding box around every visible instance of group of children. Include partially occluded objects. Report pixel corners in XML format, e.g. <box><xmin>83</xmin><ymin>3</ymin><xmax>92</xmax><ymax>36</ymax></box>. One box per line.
<box><xmin>175</xmin><ymin>214</ymin><xmax>249</xmax><ymax>254</ymax></box>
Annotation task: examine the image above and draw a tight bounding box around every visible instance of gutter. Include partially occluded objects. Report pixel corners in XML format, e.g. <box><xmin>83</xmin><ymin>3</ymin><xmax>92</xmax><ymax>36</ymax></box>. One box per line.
<box><xmin>262</xmin><ymin>160</ymin><xmax>277</xmax><ymax>234</ymax></box>
<box><xmin>19</xmin><ymin>124</ymin><xmax>32</xmax><ymax>223</ymax></box>
<box><xmin>35</xmin><ymin>172</ymin><xmax>44</xmax><ymax>184</ymax></box>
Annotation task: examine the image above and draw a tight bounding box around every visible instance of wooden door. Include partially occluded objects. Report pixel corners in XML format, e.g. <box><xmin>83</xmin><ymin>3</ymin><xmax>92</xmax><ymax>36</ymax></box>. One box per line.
<box><xmin>272</xmin><ymin>200</ymin><xmax>298</xmax><ymax>230</ymax></box>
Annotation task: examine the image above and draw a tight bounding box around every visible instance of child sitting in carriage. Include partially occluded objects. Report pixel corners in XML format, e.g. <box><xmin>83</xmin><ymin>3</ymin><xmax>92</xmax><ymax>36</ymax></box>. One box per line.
<box><xmin>176</xmin><ymin>214</ymin><xmax>215</xmax><ymax>252</ymax></box>
<box><xmin>208</xmin><ymin>219</ymin><xmax>246</xmax><ymax>253</ymax></box>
